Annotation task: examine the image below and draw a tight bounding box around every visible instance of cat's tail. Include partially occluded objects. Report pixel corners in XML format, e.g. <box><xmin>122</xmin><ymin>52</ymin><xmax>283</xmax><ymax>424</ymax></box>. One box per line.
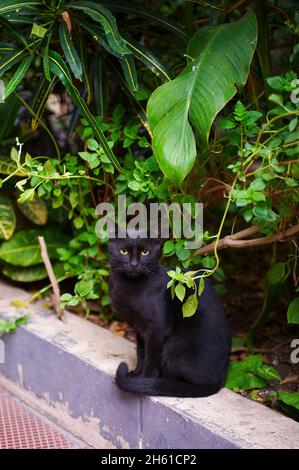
<box><xmin>115</xmin><ymin>363</ymin><xmax>222</xmax><ymax>398</ymax></box>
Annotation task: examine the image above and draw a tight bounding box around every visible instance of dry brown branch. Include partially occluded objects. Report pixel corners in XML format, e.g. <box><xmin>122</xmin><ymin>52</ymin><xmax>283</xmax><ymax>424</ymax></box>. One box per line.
<box><xmin>194</xmin><ymin>224</ymin><xmax>299</xmax><ymax>256</ymax></box>
<box><xmin>38</xmin><ymin>236</ymin><xmax>64</xmax><ymax>321</ymax></box>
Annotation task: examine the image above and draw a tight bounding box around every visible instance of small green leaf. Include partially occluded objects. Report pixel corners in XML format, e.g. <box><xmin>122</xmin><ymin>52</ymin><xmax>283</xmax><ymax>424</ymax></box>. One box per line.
<box><xmin>31</xmin><ymin>23</ymin><xmax>47</xmax><ymax>38</ymax></box>
<box><xmin>175</xmin><ymin>283</ymin><xmax>186</xmax><ymax>302</ymax></box>
<box><xmin>182</xmin><ymin>293</ymin><xmax>198</xmax><ymax>318</ymax></box>
<box><xmin>287</xmin><ymin>297</ymin><xmax>299</xmax><ymax>324</ymax></box>
<box><xmin>0</xmin><ymin>198</ymin><xmax>16</xmax><ymax>240</ymax></box>
<box><xmin>267</xmin><ymin>262</ymin><xmax>286</xmax><ymax>285</ymax></box>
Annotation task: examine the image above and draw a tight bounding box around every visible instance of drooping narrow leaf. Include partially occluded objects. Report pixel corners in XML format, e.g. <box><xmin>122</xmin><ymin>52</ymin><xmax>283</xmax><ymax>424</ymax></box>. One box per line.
<box><xmin>70</xmin><ymin>1</ymin><xmax>130</xmax><ymax>57</ymax></box>
<box><xmin>93</xmin><ymin>53</ymin><xmax>106</xmax><ymax>117</ymax></box>
<box><xmin>147</xmin><ymin>12</ymin><xmax>257</xmax><ymax>185</ymax></box>
<box><xmin>59</xmin><ymin>22</ymin><xmax>82</xmax><ymax>80</ymax></box>
<box><xmin>102</xmin><ymin>1</ymin><xmax>189</xmax><ymax>41</ymax></box>
<box><xmin>0</xmin><ymin>15</ymin><xmax>28</xmax><ymax>46</ymax></box>
<box><xmin>0</xmin><ymin>1</ymin><xmax>39</xmax><ymax>15</ymax></box>
<box><xmin>43</xmin><ymin>30</ymin><xmax>52</xmax><ymax>81</ymax></box>
<box><xmin>78</xmin><ymin>17</ymin><xmax>123</xmax><ymax>58</ymax></box>
<box><xmin>31</xmin><ymin>76</ymin><xmax>56</xmax><ymax>130</ymax></box>
<box><xmin>0</xmin><ymin>39</ymin><xmax>41</xmax><ymax>78</ymax></box>
<box><xmin>0</xmin><ymin>198</ymin><xmax>16</xmax><ymax>240</ymax></box>
<box><xmin>118</xmin><ymin>55</ymin><xmax>138</xmax><ymax>92</ymax></box>
<box><xmin>124</xmin><ymin>35</ymin><xmax>171</xmax><ymax>82</ymax></box>
<box><xmin>48</xmin><ymin>50</ymin><xmax>122</xmax><ymax>173</ymax></box>
<box><xmin>4</xmin><ymin>54</ymin><xmax>32</xmax><ymax>98</ymax></box>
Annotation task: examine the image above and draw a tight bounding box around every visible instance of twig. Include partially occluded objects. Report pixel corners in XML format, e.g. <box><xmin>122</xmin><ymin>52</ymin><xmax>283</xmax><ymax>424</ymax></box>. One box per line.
<box><xmin>38</xmin><ymin>236</ymin><xmax>64</xmax><ymax>321</ymax></box>
<box><xmin>194</xmin><ymin>224</ymin><xmax>299</xmax><ymax>256</ymax></box>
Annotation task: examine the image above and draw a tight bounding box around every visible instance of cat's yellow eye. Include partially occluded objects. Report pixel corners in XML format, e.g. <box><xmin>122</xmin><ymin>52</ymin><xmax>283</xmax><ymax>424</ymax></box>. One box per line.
<box><xmin>140</xmin><ymin>249</ymin><xmax>150</xmax><ymax>256</ymax></box>
<box><xmin>120</xmin><ymin>248</ymin><xmax>129</xmax><ymax>255</ymax></box>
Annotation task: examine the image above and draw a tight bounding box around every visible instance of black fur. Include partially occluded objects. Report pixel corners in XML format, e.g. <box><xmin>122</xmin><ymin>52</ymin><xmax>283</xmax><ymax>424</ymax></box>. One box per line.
<box><xmin>109</xmin><ymin>230</ymin><xmax>231</xmax><ymax>397</ymax></box>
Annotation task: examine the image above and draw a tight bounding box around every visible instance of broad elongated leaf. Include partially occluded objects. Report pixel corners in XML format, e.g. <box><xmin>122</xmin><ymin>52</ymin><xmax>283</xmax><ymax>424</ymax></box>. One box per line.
<box><xmin>4</xmin><ymin>54</ymin><xmax>32</xmax><ymax>98</ymax></box>
<box><xmin>70</xmin><ymin>1</ymin><xmax>130</xmax><ymax>57</ymax></box>
<box><xmin>31</xmin><ymin>76</ymin><xmax>56</xmax><ymax>130</ymax></box>
<box><xmin>59</xmin><ymin>22</ymin><xmax>82</xmax><ymax>80</ymax></box>
<box><xmin>0</xmin><ymin>198</ymin><xmax>16</xmax><ymax>240</ymax></box>
<box><xmin>119</xmin><ymin>55</ymin><xmax>138</xmax><ymax>92</ymax></box>
<box><xmin>43</xmin><ymin>30</ymin><xmax>52</xmax><ymax>81</ymax></box>
<box><xmin>17</xmin><ymin>197</ymin><xmax>48</xmax><ymax>225</ymax></box>
<box><xmin>3</xmin><ymin>262</ymin><xmax>64</xmax><ymax>282</ymax></box>
<box><xmin>147</xmin><ymin>12</ymin><xmax>257</xmax><ymax>185</ymax></box>
<box><xmin>0</xmin><ymin>229</ymin><xmax>69</xmax><ymax>266</ymax></box>
<box><xmin>48</xmin><ymin>50</ymin><xmax>122</xmax><ymax>173</ymax></box>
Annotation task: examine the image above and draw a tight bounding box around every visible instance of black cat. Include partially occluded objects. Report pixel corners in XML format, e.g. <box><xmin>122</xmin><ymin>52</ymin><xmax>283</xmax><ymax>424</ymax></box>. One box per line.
<box><xmin>109</xmin><ymin>229</ymin><xmax>231</xmax><ymax>397</ymax></box>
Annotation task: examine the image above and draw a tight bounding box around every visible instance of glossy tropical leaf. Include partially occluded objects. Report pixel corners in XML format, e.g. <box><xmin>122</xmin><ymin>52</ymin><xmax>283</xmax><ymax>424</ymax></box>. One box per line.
<box><xmin>78</xmin><ymin>17</ymin><xmax>123</xmax><ymax>58</ymax></box>
<box><xmin>0</xmin><ymin>42</ymin><xmax>17</xmax><ymax>55</ymax></box>
<box><xmin>278</xmin><ymin>391</ymin><xmax>299</xmax><ymax>411</ymax></box>
<box><xmin>70</xmin><ymin>1</ymin><xmax>130</xmax><ymax>57</ymax></box>
<box><xmin>59</xmin><ymin>22</ymin><xmax>82</xmax><ymax>80</ymax></box>
<box><xmin>31</xmin><ymin>76</ymin><xmax>56</xmax><ymax>130</ymax></box>
<box><xmin>103</xmin><ymin>1</ymin><xmax>189</xmax><ymax>41</ymax></box>
<box><xmin>119</xmin><ymin>55</ymin><xmax>138</xmax><ymax>92</ymax></box>
<box><xmin>0</xmin><ymin>39</ymin><xmax>40</xmax><ymax>78</ymax></box>
<box><xmin>0</xmin><ymin>229</ymin><xmax>69</xmax><ymax>267</ymax></box>
<box><xmin>42</xmin><ymin>30</ymin><xmax>52</xmax><ymax>81</ymax></box>
<box><xmin>0</xmin><ymin>15</ymin><xmax>28</xmax><ymax>46</ymax></box>
<box><xmin>4</xmin><ymin>54</ymin><xmax>32</xmax><ymax>98</ymax></box>
<box><xmin>48</xmin><ymin>50</ymin><xmax>122</xmax><ymax>173</ymax></box>
<box><xmin>17</xmin><ymin>197</ymin><xmax>48</xmax><ymax>225</ymax></box>
<box><xmin>147</xmin><ymin>12</ymin><xmax>257</xmax><ymax>185</ymax></box>
<box><xmin>0</xmin><ymin>197</ymin><xmax>16</xmax><ymax>240</ymax></box>
<box><xmin>0</xmin><ymin>1</ymin><xmax>39</xmax><ymax>15</ymax></box>
<box><xmin>124</xmin><ymin>35</ymin><xmax>171</xmax><ymax>82</ymax></box>
<box><xmin>3</xmin><ymin>262</ymin><xmax>64</xmax><ymax>282</ymax></box>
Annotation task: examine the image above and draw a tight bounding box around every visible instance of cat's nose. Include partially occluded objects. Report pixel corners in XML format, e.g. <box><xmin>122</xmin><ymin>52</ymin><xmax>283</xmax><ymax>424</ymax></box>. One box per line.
<box><xmin>130</xmin><ymin>258</ymin><xmax>138</xmax><ymax>268</ymax></box>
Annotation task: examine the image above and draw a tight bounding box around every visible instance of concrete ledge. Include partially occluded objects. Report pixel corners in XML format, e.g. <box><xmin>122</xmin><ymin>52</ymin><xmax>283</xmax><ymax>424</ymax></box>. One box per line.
<box><xmin>0</xmin><ymin>281</ymin><xmax>299</xmax><ymax>449</ymax></box>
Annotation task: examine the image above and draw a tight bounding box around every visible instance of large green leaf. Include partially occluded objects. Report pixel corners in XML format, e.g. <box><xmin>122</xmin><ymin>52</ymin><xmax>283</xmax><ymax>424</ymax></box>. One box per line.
<box><xmin>59</xmin><ymin>22</ymin><xmax>82</xmax><ymax>80</ymax></box>
<box><xmin>0</xmin><ymin>156</ymin><xmax>25</xmax><ymax>175</ymax></box>
<box><xmin>0</xmin><ymin>229</ymin><xmax>69</xmax><ymax>266</ymax></box>
<box><xmin>3</xmin><ymin>262</ymin><xmax>64</xmax><ymax>282</ymax></box>
<box><xmin>48</xmin><ymin>50</ymin><xmax>122</xmax><ymax>173</ymax></box>
<box><xmin>0</xmin><ymin>198</ymin><xmax>16</xmax><ymax>240</ymax></box>
<box><xmin>147</xmin><ymin>12</ymin><xmax>257</xmax><ymax>185</ymax></box>
<box><xmin>0</xmin><ymin>94</ymin><xmax>21</xmax><ymax>140</ymax></box>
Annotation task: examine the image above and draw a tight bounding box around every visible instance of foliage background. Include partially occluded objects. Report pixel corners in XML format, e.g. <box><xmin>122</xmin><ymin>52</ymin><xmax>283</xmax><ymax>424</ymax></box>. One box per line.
<box><xmin>0</xmin><ymin>0</ymin><xmax>298</xmax><ymax>415</ymax></box>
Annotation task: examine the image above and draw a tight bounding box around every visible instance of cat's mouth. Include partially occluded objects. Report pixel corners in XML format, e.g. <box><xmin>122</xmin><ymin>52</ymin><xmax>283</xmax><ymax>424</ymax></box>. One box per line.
<box><xmin>124</xmin><ymin>268</ymin><xmax>144</xmax><ymax>278</ymax></box>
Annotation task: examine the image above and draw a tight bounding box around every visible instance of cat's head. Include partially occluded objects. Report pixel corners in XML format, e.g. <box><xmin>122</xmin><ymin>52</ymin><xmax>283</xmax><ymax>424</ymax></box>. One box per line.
<box><xmin>109</xmin><ymin>227</ymin><xmax>161</xmax><ymax>278</ymax></box>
